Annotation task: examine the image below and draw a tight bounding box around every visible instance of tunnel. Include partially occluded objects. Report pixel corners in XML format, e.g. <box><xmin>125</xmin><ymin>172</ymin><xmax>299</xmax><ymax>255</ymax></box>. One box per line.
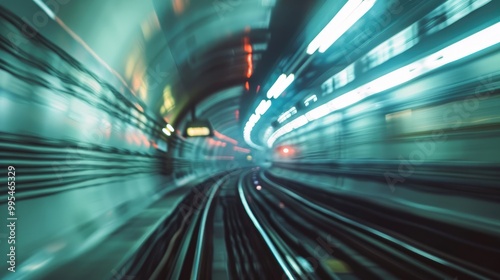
<box><xmin>1</xmin><ymin>0</ymin><xmax>500</xmax><ymax>279</ymax></box>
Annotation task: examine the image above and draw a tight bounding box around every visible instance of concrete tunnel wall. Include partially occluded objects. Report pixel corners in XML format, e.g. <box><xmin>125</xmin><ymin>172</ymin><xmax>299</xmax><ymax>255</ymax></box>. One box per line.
<box><xmin>0</xmin><ymin>5</ymin><xmax>227</xmax><ymax>272</ymax></box>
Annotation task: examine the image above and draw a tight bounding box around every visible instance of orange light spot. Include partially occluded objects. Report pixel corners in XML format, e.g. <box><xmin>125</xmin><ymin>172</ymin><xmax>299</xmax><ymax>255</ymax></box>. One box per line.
<box><xmin>206</xmin><ymin>138</ymin><xmax>227</xmax><ymax>147</ymax></box>
<box><xmin>142</xmin><ymin>135</ymin><xmax>150</xmax><ymax>148</ymax></box>
<box><xmin>245</xmin><ymin>81</ymin><xmax>250</xmax><ymax>91</ymax></box>
<box><xmin>244</xmin><ymin>37</ymin><xmax>253</xmax><ymax>78</ymax></box>
<box><xmin>234</xmin><ymin>146</ymin><xmax>251</xmax><ymax>153</ymax></box>
<box><xmin>246</xmin><ymin>54</ymin><xmax>253</xmax><ymax>78</ymax></box>
<box><xmin>278</xmin><ymin>146</ymin><xmax>295</xmax><ymax>156</ymax></box>
<box><xmin>172</xmin><ymin>0</ymin><xmax>188</xmax><ymax>15</ymax></box>
<box><xmin>134</xmin><ymin>103</ymin><xmax>144</xmax><ymax>112</ymax></box>
<box><xmin>214</xmin><ymin>130</ymin><xmax>238</xmax><ymax>145</ymax></box>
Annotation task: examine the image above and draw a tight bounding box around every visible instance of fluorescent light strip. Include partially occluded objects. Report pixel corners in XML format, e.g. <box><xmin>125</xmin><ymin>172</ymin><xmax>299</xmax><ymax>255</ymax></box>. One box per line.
<box><xmin>249</xmin><ymin>113</ymin><xmax>261</xmax><ymax>124</ymax></box>
<box><xmin>166</xmin><ymin>124</ymin><xmax>175</xmax><ymax>132</ymax></box>
<box><xmin>162</xmin><ymin>128</ymin><xmax>171</xmax><ymax>136</ymax></box>
<box><xmin>244</xmin><ymin>73</ymin><xmax>293</xmax><ymax>148</ymax></box>
<box><xmin>266</xmin><ymin>74</ymin><xmax>295</xmax><ymax>99</ymax></box>
<box><xmin>33</xmin><ymin>0</ymin><xmax>56</xmax><ymax>20</ymax></box>
<box><xmin>273</xmin><ymin>74</ymin><xmax>295</xmax><ymax>99</ymax></box>
<box><xmin>278</xmin><ymin>107</ymin><xmax>297</xmax><ymax>123</ymax></box>
<box><xmin>269</xmin><ymin>22</ymin><xmax>500</xmax><ymax>147</ymax></box>
<box><xmin>255</xmin><ymin>100</ymin><xmax>272</xmax><ymax>115</ymax></box>
<box><xmin>243</xmin><ymin>128</ymin><xmax>264</xmax><ymax>150</ymax></box>
<box><xmin>304</xmin><ymin>95</ymin><xmax>318</xmax><ymax>106</ymax></box>
<box><xmin>266</xmin><ymin>74</ymin><xmax>287</xmax><ymax>99</ymax></box>
<box><xmin>307</xmin><ymin>0</ymin><xmax>376</xmax><ymax>55</ymax></box>
<box><xmin>305</xmin><ymin>103</ymin><xmax>331</xmax><ymax>121</ymax></box>
<box><xmin>319</xmin><ymin>0</ymin><xmax>376</xmax><ymax>53</ymax></box>
<box><xmin>186</xmin><ymin>127</ymin><xmax>210</xmax><ymax>137</ymax></box>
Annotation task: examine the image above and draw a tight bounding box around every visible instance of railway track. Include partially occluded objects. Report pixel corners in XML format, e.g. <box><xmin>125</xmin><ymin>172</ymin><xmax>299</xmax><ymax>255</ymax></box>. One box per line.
<box><xmin>246</xmin><ymin>170</ymin><xmax>500</xmax><ymax>279</ymax></box>
<box><xmin>118</xmin><ymin>170</ymin><xmax>292</xmax><ymax>280</ymax></box>
<box><xmin>114</xmin><ymin>167</ymin><xmax>500</xmax><ymax>279</ymax></box>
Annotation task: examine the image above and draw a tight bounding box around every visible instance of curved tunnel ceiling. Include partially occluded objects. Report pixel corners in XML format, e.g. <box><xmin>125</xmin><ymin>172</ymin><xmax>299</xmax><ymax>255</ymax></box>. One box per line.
<box><xmin>152</xmin><ymin>0</ymin><xmax>273</xmax><ymax>125</ymax></box>
<box><xmin>9</xmin><ymin>0</ymin><xmax>321</xmax><ymax>145</ymax></box>
<box><xmin>177</xmin><ymin>86</ymin><xmax>243</xmax><ymax>142</ymax></box>
<box><xmin>151</xmin><ymin>0</ymin><xmax>320</xmax><ymax>130</ymax></box>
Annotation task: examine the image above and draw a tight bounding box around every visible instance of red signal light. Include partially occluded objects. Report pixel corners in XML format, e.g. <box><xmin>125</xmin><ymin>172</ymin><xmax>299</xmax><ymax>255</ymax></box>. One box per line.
<box><xmin>277</xmin><ymin>146</ymin><xmax>295</xmax><ymax>157</ymax></box>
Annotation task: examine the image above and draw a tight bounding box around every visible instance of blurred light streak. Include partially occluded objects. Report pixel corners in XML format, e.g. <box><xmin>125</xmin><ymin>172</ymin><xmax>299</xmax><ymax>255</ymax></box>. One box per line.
<box><xmin>162</xmin><ymin>128</ymin><xmax>172</xmax><ymax>136</ymax></box>
<box><xmin>33</xmin><ymin>0</ymin><xmax>55</xmax><ymax>19</ymax></box>
<box><xmin>347</xmin><ymin>100</ymin><xmax>380</xmax><ymax>116</ymax></box>
<box><xmin>255</xmin><ymin>99</ymin><xmax>272</xmax><ymax>115</ymax></box>
<box><xmin>23</xmin><ymin>258</ymin><xmax>51</xmax><ymax>272</ymax></box>
<box><xmin>305</xmin><ymin>104</ymin><xmax>330</xmax><ymax>121</ymax></box>
<box><xmin>134</xmin><ymin>103</ymin><xmax>144</xmax><ymax>112</ymax></box>
<box><xmin>151</xmin><ymin>140</ymin><xmax>158</xmax><ymax>149</ymax></box>
<box><xmin>304</xmin><ymin>95</ymin><xmax>317</xmax><ymax>107</ymax></box>
<box><xmin>186</xmin><ymin>127</ymin><xmax>211</xmax><ymax>137</ymax></box>
<box><xmin>80</xmin><ymin>73</ymin><xmax>102</xmax><ymax>94</ymax></box>
<box><xmin>141</xmin><ymin>134</ymin><xmax>150</xmax><ymax>148</ymax></box>
<box><xmin>50</xmin><ymin>96</ymin><xmax>68</xmax><ymax>111</ymax></box>
<box><xmin>160</xmin><ymin>85</ymin><xmax>175</xmax><ymax>115</ymax></box>
<box><xmin>268</xmin><ymin>22</ymin><xmax>500</xmax><ymax>147</ymax></box>
<box><xmin>206</xmin><ymin>138</ymin><xmax>227</xmax><ymax>147</ymax></box>
<box><xmin>307</xmin><ymin>0</ymin><xmax>376</xmax><ymax>54</ymax></box>
<box><xmin>214</xmin><ymin>130</ymin><xmax>238</xmax><ymax>145</ymax></box>
<box><xmin>54</xmin><ymin>17</ymin><xmax>140</xmax><ymax>100</ymax></box>
<box><xmin>166</xmin><ymin>124</ymin><xmax>175</xmax><ymax>132</ymax></box>
<box><xmin>290</xmin><ymin>115</ymin><xmax>308</xmax><ymax>129</ymax></box>
<box><xmin>266</xmin><ymin>74</ymin><xmax>295</xmax><ymax>99</ymax></box>
<box><xmin>278</xmin><ymin>107</ymin><xmax>297</xmax><ymax>123</ymax></box>
<box><xmin>234</xmin><ymin>146</ymin><xmax>251</xmax><ymax>153</ymax></box>
<box><xmin>244</xmin><ymin>37</ymin><xmax>253</xmax><ymax>78</ymax></box>
<box><xmin>141</xmin><ymin>12</ymin><xmax>161</xmax><ymax>40</ymax></box>
<box><xmin>133</xmin><ymin>134</ymin><xmax>141</xmax><ymax>145</ymax></box>
<box><xmin>385</xmin><ymin>109</ymin><xmax>412</xmax><ymax>121</ymax></box>
<box><xmin>204</xmin><ymin>156</ymin><xmax>234</xmax><ymax>160</ymax></box>
<box><xmin>172</xmin><ymin>0</ymin><xmax>189</xmax><ymax>14</ymax></box>
<box><xmin>249</xmin><ymin>113</ymin><xmax>261</xmax><ymax>124</ymax></box>
<box><xmin>423</xmin><ymin>24</ymin><xmax>500</xmax><ymax>68</ymax></box>
<box><xmin>175</xmin><ymin>129</ymin><xmax>186</xmax><ymax>141</ymax></box>
<box><xmin>321</xmin><ymin>0</ymin><xmax>492</xmax><ymax>96</ymax></box>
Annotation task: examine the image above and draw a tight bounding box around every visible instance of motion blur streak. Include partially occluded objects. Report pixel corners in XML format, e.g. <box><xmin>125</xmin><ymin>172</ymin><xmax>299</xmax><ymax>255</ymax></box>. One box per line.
<box><xmin>0</xmin><ymin>0</ymin><xmax>499</xmax><ymax>279</ymax></box>
<box><xmin>244</xmin><ymin>37</ymin><xmax>253</xmax><ymax>78</ymax></box>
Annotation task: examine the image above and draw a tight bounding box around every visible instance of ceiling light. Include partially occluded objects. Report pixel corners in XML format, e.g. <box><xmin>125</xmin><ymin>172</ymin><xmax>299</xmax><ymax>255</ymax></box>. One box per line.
<box><xmin>162</xmin><ymin>128</ymin><xmax>171</xmax><ymax>136</ymax></box>
<box><xmin>166</xmin><ymin>124</ymin><xmax>175</xmax><ymax>132</ymax></box>
<box><xmin>307</xmin><ymin>0</ymin><xmax>376</xmax><ymax>55</ymax></box>
<box><xmin>266</xmin><ymin>74</ymin><xmax>295</xmax><ymax>99</ymax></box>
<box><xmin>255</xmin><ymin>100</ymin><xmax>272</xmax><ymax>115</ymax></box>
